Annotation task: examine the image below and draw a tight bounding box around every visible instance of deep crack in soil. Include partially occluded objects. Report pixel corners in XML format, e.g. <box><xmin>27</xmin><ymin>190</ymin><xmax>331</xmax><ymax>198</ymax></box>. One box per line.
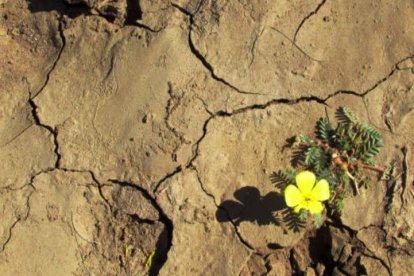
<box><xmin>109</xmin><ymin>179</ymin><xmax>174</xmax><ymax>276</ymax></box>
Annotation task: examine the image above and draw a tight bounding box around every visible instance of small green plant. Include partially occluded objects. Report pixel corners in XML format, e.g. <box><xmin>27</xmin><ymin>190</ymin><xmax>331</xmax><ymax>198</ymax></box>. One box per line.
<box><xmin>271</xmin><ymin>106</ymin><xmax>392</xmax><ymax>228</ymax></box>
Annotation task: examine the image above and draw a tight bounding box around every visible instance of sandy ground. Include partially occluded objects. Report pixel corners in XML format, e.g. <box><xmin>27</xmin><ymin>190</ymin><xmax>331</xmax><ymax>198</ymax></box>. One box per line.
<box><xmin>0</xmin><ymin>0</ymin><xmax>414</xmax><ymax>275</ymax></box>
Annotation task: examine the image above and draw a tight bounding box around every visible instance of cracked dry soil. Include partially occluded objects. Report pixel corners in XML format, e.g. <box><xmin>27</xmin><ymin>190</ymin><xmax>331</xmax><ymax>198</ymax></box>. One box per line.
<box><xmin>1</xmin><ymin>0</ymin><xmax>414</xmax><ymax>275</ymax></box>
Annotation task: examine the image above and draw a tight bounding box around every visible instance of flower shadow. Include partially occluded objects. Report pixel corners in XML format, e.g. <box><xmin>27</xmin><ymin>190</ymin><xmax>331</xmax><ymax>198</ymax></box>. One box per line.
<box><xmin>216</xmin><ymin>186</ymin><xmax>286</xmax><ymax>226</ymax></box>
<box><xmin>28</xmin><ymin>0</ymin><xmax>143</xmax><ymax>25</ymax></box>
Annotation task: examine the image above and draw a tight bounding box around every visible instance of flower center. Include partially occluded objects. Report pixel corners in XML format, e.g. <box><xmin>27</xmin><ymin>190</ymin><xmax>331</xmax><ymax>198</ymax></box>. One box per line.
<box><xmin>302</xmin><ymin>192</ymin><xmax>313</xmax><ymax>200</ymax></box>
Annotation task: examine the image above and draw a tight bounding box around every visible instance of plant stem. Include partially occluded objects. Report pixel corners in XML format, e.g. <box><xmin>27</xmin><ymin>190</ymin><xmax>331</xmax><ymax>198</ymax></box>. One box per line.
<box><xmin>346</xmin><ymin>171</ymin><xmax>360</xmax><ymax>195</ymax></box>
<box><xmin>358</xmin><ymin>163</ymin><xmax>385</xmax><ymax>173</ymax></box>
<box><xmin>308</xmin><ymin>138</ymin><xmax>385</xmax><ymax>173</ymax></box>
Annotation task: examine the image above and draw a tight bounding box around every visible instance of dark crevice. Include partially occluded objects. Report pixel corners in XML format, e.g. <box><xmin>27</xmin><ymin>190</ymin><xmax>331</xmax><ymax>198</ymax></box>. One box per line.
<box><xmin>326</xmin><ymin>220</ymin><xmax>356</xmax><ymax>237</ymax></box>
<box><xmin>267</xmin><ymin>243</ymin><xmax>283</xmax><ymax>250</ymax></box>
<box><xmin>309</xmin><ymin>226</ymin><xmax>339</xmax><ymax>275</ymax></box>
<box><xmin>58</xmin><ymin>167</ymin><xmax>112</xmax><ymax>209</ymax></box>
<box><xmin>0</xmin><ymin>187</ymin><xmax>34</xmax><ymax>253</ymax></box>
<box><xmin>326</xmin><ymin>54</ymin><xmax>414</xmax><ymax>102</ymax></box>
<box><xmin>293</xmin><ymin>0</ymin><xmax>327</xmax><ymax>42</ymax></box>
<box><xmin>0</xmin><ymin>218</ymin><xmax>22</xmax><ymax>253</ymax></box>
<box><xmin>31</xmin><ymin>14</ymin><xmax>66</xmax><ymax>98</ymax></box>
<box><xmin>353</xmin><ymin>228</ymin><xmax>392</xmax><ymax>273</ymax></box>
<box><xmin>28</xmin><ymin>99</ymin><xmax>61</xmax><ymax>169</ymax></box>
<box><xmin>385</xmin><ymin>170</ymin><xmax>398</xmax><ymax>215</ymax></box>
<box><xmin>324</xmin><ymin>89</ymin><xmax>361</xmax><ymax>101</ymax></box>
<box><xmin>324</xmin><ymin>222</ymin><xmax>391</xmax><ymax>275</ymax></box>
<box><xmin>124</xmin><ymin>0</ymin><xmax>164</xmax><ymax>32</ymax></box>
<box><xmin>357</xmin><ymin>54</ymin><xmax>414</xmax><ymax>98</ymax></box>
<box><xmin>309</xmin><ymin>224</ymin><xmax>356</xmax><ymax>275</ymax></box>
<box><xmin>165</xmin><ymin>82</ymin><xmax>187</xmax><ymax>143</ymax></box>
<box><xmin>127</xmin><ymin>214</ymin><xmax>156</xmax><ymax>225</ymax></box>
<box><xmin>186</xmin><ymin>115</ymin><xmax>214</xmax><ymax>168</ymax></box>
<box><xmin>216</xmin><ymin>95</ymin><xmax>326</xmax><ymax>117</ymax></box>
<box><xmin>98</xmin><ymin>6</ymin><xmax>119</xmax><ymax>24</ymax></box>
<box><xmin>129</xmin><ymin>22</ymin><xmax>162</xmax><ymax>33</ymax></box>
<box><xmin>264</xmin><ymin>256</ymin><xmax>273</xmax><ymax>275</ymax></box>
<box><xmin>400</xmin><ymin>146</ymin><xmax>408</xmax><ymax>209</ymax></box>
<box><xmin>108</xmin><ymin>179</ymin><xmax>173</xmax><ymax>275</ymax></box>
<box><xmin>187</xmin><ymin>31</ymin><xmax>260</xmax><ymax>96</ymax></box>
<box><xmin>26</xmin><ymin>15</ymin><xmax>66</xmax><ymax>170</ymax></box>
<box><xmin>191</xmin><ymin>167</ymin><xmax>217</xmax><ymax>205</ymax></box>
<box><xmin>360</xmin><ymin>251</ymin><xmax>392</xmax><ymax>275</ymax></box>
<box><xmin>197</xmin><ymin>96</ymin><xmax>214</xmax><ymax>116</ymax></box>
<box><xmin>153</xmin><ymin>165</ymin><xmax>183</xmax><ymax>194</ymax></box>
<box><xmin>171</xmin><ymin>2</ymin><xmax>193</xmax><ymax>17</ymax></box>
<box><xmin>164</xmin><ymin>82</ymin><xmax>190</xmax><ymax>162</ymax></box>
<box><xmin>87</xmin><ymin>169</ymin><xmax>112</xmax><ymax>209</ymax></box>
<box><xmin>125</xmin><ymin>0</ymin><xmax>143</xmax><ymax>24</ymax></box>
<box><xmin>233</xmin><ymin>229</ymin><xmax>256</xmax><ymax>251</ymax></box>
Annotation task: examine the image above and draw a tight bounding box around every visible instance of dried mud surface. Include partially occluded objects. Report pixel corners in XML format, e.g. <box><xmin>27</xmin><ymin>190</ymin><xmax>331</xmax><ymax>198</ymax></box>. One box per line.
<box><xmin>1</xmin><ymin>0</ymin><xmax>414</xmax><ymax>275</ymax></box>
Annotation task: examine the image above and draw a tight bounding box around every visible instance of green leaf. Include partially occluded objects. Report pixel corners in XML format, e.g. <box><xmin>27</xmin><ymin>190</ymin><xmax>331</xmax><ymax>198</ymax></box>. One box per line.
<box><xmin>305</xmin><ymin>147</ymin><xmax>319</xmax><ymax>166</ymax></box>
<box><xmin>334</xmin><ymin>123</ymin><xmax>353</xmax><ymax>151</ymax></box>
<box><xmin>365</xmin><ymin>158</ymin><xmax>376</xmax><ymax>166</ymax></box>
<box><xmin>305</xmin><ymin>147</ymin><xmax>329</xmax><ymax>173</ymax></box>
<box><xmin>270</xmin><ymin>170</ymin><xmax>296</xmax><ymax>190</ymax></box>
<box><xmin>282</xmin><ymin>209</ymin><xmax>306</xmax><ymax>232</ymax></box>
<box><xmin>298</xmin><ymin>134</ymin><xmax>311</xmax><ymax>144</ymax></box>
<box><xmin>352</xmin><ymin>123</ymin><xmax>383</xmax><ymax>160</ymax></box>
<box><xmin>337</xmin><ymin>169</ymin><xmax>350</xmax><ymax>187</ymax></box>
<box><xmin>316</xmin><ymin>117</ymin><xmax>334</xmax><ymax>143</ymax></box>
<box><xmin>291</xmin><ymin>145</ymin><xmax>308</xmax><ymax>168</ymax></box>
<box><xmin>318</xmin><ymin>169</ymin><xmax>339</xmax><ymax>189</ymax></box>
<box><xmin>361</xmin><ymin>177</ymin><xmax>371</xmax><ymax>189</ymax></box>
<box><xmin>313</xmin><ymin>213</ymin><xmax>323</xmax><ymax>228</ymax></box>
<box><xmin>298</xmin><ymin>209</ymin><xmax>308</xmax><ymax>222</ymax></box>
<box><xmin>331</xmin><ymin>191</ymin><xmax>347</xmax><ymax>214</ymax></box>
<box><xmin>335</xmin><ymin>106</ymin><xmax>359</xmax><ymax>126</ymax></box>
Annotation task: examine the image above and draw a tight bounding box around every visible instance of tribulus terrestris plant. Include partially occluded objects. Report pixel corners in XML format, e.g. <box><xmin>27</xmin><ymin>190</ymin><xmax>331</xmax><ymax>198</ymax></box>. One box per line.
<box><xmin>271</xmin><ymin>106</ymin><xmax>393</xmax><ymax>229</ymax></box>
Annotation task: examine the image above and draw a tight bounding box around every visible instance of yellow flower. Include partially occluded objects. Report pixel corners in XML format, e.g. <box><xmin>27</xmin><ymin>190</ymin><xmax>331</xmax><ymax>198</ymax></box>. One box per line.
<box><xmin>284</xmin><ymin>171</ymin><xmax>330</xmax><ymax>215</ymax></box>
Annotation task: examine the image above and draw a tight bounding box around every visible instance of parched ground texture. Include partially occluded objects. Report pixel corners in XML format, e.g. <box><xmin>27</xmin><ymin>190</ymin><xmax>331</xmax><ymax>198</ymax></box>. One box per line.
<box><xmin>1</xmin><ymin>0</ymin><xmax>414</xmax><ymax>275</ymax></box>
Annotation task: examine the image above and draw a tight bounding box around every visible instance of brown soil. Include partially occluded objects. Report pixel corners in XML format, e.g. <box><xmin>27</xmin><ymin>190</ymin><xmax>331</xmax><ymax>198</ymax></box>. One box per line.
<box><xmin>1</xmin><ymin>0</ymin><xmax>413</xmax><ymax>275</ymax></box>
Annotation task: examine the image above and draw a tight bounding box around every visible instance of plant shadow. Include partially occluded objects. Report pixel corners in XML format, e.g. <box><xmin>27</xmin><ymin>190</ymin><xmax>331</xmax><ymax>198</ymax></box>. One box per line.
<box><xmin>216</xmin><ymin>186</ymin><xmax>286</xmax><ymax>226</ymax></box>
<box><xmin>27</xmin><ymin>0</ymin><xmax>142</xmax><ymax>25</ymax></box>
<box><xmin>27</xmin><ymin>0</ymin><xmax>90</xmax><ymax>18</ymax></box>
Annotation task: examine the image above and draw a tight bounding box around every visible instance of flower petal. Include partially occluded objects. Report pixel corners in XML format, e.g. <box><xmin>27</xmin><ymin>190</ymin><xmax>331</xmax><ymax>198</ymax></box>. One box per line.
<box><xmin>293</xmin><ymin>201</ymin><xmax>308</xmax><ymax>213</ymax></box>
<box><xmin>284</xmin><ymin>185</ymin><xmax>305</xmax><ymax>207</ymax></box>
<box><xmin>308</xmin><ymin>201</ymin><xmax>324</xmax><ymax>214</ymax></box>
<box><xmin>296</xmin><ymin>171</ymin><xmax>316</xmax><ymax>194</ymax></box>
<box><xmin>310</xmin><ymin>179</ymin><xmax>331</xmax><ymax>201</ymax></box>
